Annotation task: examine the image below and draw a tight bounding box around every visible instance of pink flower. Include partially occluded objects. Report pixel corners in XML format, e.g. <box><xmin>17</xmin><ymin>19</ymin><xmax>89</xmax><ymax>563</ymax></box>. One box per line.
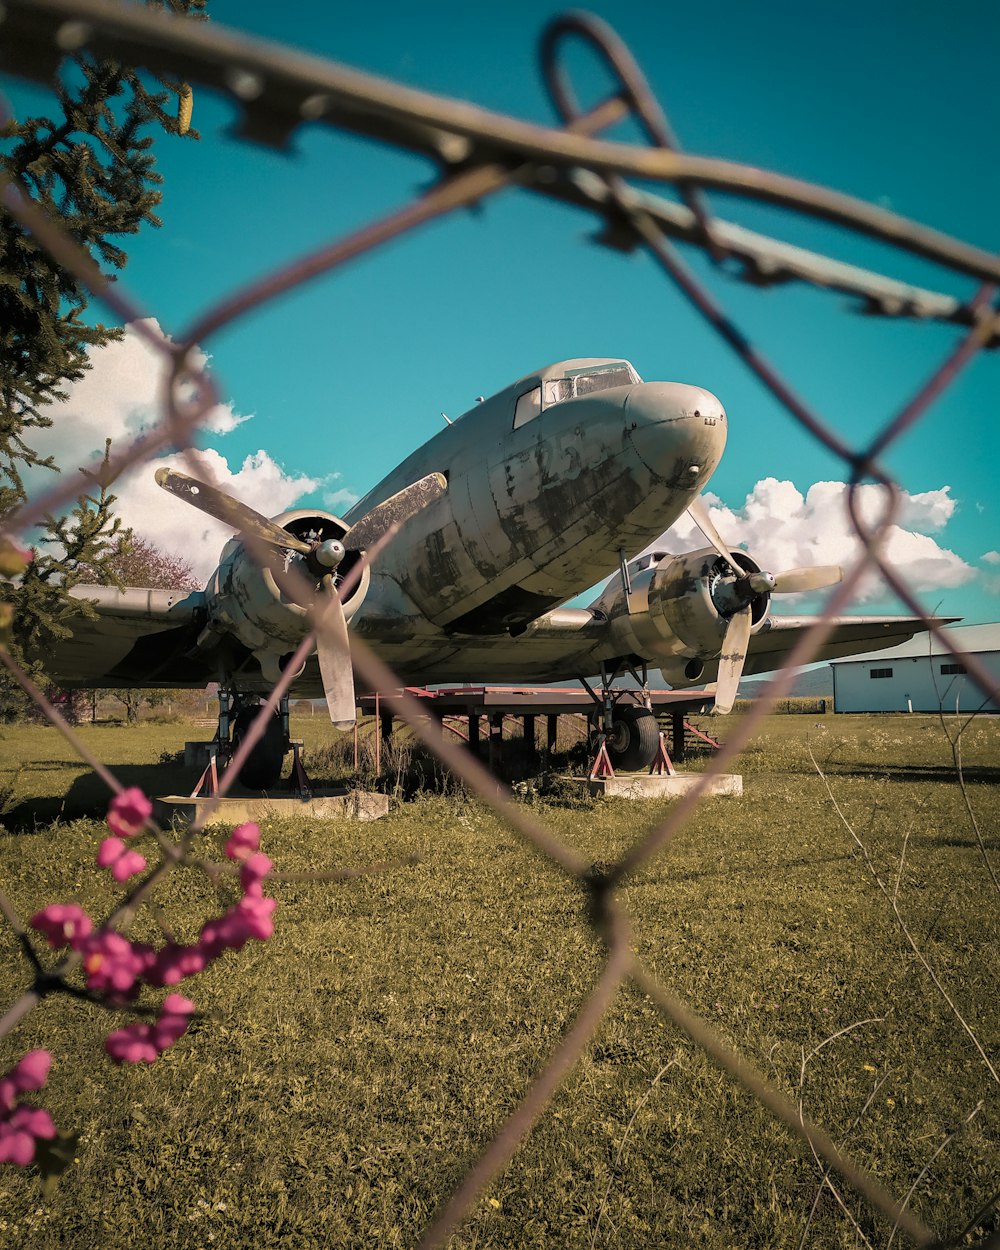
<box><xmin>239</xmin><ymin>852</ymin><xmax>272</xmax><ymax>893</ymax></box>
<box><xmin>106</xmin><ymin>787</ymin><xmax>152</xmax><ymax>839</ymax></box>
<box><xmin>224</xmin><ymin>822</ymin><xmax>260</xmax><ymax>861</ymax></box>
<box><xmin>147</xmin><ymin>943</ymin><xmax>207</xmax><ymax>987</ymax></box>
<box><xmin>199</xmin><ymin>891</ymin><xmax>276</xmax><ymax>955</ymax></box>
<box><xmin>96</xmin><ymin>836</ymin><xmax>147</xmax><ymax>882</ymax></box>
<box><xmin>0</xmin><ymin>1050</ymin><xmax>51</xmax><ymax>1112</ymax></box>
<box><xmin>0</xmin><ymin>1106</ymin><xmax>56</xmax><ymax>1165</ymax></box>
<box><xmin>30</xmin><ymin>903</ymin><xmax>92</xmax><ymax>949</ymax></box>
<box><xmin>152</xmin><ymin>994</ymin><xmax>194</xmax><ymax>1049</ymax></box>
<box><xmin>0</xmin><ymin>1052</ymin><xmax>56</xmax><ymax>1166</ymax></box>
<box><xmin>235</xmin><ymin>892</ymin><xmax>277</xmax><ymax>942</ymax></box>
<box><xmin>105</xmin><ymin>1024</ymin><xmax>158</xmax><ymax>1065</ymax></box>
<box><xmin>78</xmin><ymin>930</ymin><xmax>147</xmax><ymax>995</ymax></box>
<box><xmin>105</xmin><ymin>995</ymin><xmax>194</xmax><ymax>1064</ymax></box>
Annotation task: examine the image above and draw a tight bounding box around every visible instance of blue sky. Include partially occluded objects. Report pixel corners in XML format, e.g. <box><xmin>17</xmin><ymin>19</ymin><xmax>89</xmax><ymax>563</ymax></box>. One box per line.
<box><xmin>4</xmin><ymin>0</ymin><xmax>998</xmax><ymax>621</ymax></box>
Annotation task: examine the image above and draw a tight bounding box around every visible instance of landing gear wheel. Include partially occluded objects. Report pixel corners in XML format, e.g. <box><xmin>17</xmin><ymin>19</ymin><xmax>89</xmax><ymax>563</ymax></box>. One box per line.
<box><xmin>232</xmin><ymin>707</ymin><xmax>287</xmax><ymax>790</ymax></box>
<box><xmin>604</xmin><ymin>706</ymin><xmax>659</xmax><ymax>772</ymax></box>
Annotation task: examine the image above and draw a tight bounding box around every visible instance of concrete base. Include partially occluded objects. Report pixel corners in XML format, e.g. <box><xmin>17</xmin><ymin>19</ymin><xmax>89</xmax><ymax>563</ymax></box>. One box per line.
<box><xmin>153</xmin><ymin>789</ymin><xmax>389</xmax><ymax>827</ymax></box>
<box><xmin>588</xmin><ymin>772</ymin><xmax>743</xmax><ymax>799</ymax></box>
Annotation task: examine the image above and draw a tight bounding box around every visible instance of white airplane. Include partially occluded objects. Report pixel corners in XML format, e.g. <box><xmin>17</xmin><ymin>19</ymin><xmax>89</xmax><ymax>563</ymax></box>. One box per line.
<box><xmin>50</xmin><ymin>358</ymin><xmax>939</xmax><ymax>784</ymax></box>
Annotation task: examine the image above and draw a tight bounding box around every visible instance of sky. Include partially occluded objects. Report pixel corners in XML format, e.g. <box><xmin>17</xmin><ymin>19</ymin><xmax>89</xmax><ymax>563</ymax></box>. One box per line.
<box><xmin>3</xmin><ymin>0</ymin><xmax>998</xmax><ymax>622</ymax></box>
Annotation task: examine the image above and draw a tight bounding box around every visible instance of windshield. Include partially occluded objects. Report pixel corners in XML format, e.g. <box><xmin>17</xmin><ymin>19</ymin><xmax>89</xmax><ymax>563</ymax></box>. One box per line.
<box><xmin>542</xmin><ymin>363</ymin><xmax>639</xmax><ymax>409</ymax></box>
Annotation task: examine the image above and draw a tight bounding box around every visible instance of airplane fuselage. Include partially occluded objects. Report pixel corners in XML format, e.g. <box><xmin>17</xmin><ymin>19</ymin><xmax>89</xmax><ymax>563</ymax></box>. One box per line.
<box><xmin>347</xmin><ymin>358</ymin><xmax>727</xmax><ymax>681</ymax></box>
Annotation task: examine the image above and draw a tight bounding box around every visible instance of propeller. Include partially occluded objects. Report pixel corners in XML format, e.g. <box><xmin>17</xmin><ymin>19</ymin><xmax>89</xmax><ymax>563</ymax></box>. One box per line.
<box><xmin>686</xmin><ymin>495</ymin><xmax>842</xmax><ymax>714</ymax></box>
<box><xmin>156</xmin><ymin>468</ymin><xmax>447</xmax><ymax>727</ymax></box>
<box><xmin>715</xmin><ymin>606</ymin><xmax>751</xmax><ymax>716</ymax></box>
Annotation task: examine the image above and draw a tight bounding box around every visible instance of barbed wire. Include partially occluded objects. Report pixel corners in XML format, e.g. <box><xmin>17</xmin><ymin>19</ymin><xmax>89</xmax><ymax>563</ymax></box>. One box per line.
<box><xmin>1</xmin><ymin>2</ymin><xmax>998</xmax><ymax>1246</ymax></box>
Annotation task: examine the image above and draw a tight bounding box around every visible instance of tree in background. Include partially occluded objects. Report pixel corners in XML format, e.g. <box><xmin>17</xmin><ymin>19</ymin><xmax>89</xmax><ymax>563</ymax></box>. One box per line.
<box><xmin>0</xmin><ymin>0</ymin><xmax>207</xmax><ymax>715</ymax></box>
<box><xmin>84</xmin><ymin>528</ymin><xmax>199</xmax><ymax>724</ymax></box>
<box><xmin>1</xmin><ymin>442</ymin><xmax>127</xmax><ymax>722</ymax></box>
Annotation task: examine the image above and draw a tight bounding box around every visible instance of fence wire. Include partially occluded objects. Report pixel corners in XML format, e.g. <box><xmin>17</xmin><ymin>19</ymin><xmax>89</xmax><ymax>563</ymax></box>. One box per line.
<box><xmin>1</xmin><ymin>3</ymin><xmax>998</xmax><ymax>1247</ymax></box>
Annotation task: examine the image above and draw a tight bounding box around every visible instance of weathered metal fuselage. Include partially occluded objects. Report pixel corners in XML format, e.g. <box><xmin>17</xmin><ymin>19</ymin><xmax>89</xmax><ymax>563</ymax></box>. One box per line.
<box><xmin>346</xmin><ymin>358</ymin><xmax>728</xmax><ymax>682</ymax></box>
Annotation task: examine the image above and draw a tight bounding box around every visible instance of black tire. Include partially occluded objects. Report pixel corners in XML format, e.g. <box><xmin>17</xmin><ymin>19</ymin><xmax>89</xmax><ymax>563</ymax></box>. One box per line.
<box><xmin>604</xmin><ymin>706</ymin><xmax>659</xmax><ymax>772</ymax></box>
<box><xmin>232</xmin><ymin>707</ymin><xmax>287</xmax><ymax>790</ymax></box>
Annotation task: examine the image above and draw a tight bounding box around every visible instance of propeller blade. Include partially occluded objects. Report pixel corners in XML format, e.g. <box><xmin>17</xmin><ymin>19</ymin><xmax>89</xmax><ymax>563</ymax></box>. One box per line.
<box><xmin>687</xmin><ymin>495</ymin><xmax>732</xmax><ymax>564</ymax></box>
<box><xmin>714</xmin><ymin>606</ymin><xmax>752</xmax><ymax>715</ymax></box>
<box><xmin>771</xmin><ymin>565</ymin><xmax>842</xmax><ymax>594</ymax></box>
<box><xmin>315</xmin><ymin>575</ymin><xmax>356</xmax><ymax>729</ymax></box>
<box><xmin>342</xmin><ymin>472</ymin><xmax>447</xmax><ymax>552</ymax></box>
<box><xmin>155</xmin><ymin>468</ymin><xmax>311</xmax><ymax>554</ymax></box>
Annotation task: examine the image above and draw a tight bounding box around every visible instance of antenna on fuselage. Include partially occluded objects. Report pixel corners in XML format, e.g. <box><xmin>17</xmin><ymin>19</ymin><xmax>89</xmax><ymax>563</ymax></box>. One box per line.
<box><xmin>441</xmin><ymin>411</ymin><xmax>453</xmax><ymax>426</ymax></box>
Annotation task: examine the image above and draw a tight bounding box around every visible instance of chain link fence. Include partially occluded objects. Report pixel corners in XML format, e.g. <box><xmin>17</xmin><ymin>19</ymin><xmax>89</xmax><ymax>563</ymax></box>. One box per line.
<box><xmin>1</xmin><ymin>3</ymin><xmax>998</xmax><ymax>1246</ymax></box>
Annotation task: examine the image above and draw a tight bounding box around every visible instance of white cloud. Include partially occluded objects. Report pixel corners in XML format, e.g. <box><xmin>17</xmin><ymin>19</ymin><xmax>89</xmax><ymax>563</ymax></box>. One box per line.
<box><xmin>323</xmin><ymin>486</ymin><xmax>361</xmax><ymax>513</ymax></box>
<box><xmin>648</xmin><ymin>478</ymin><xmax>974</xmax><ymax>601</ymax></box>
<box><xmin>110</xmin><ymin>447</ymin><xmax>317</xmax><ymax>581</ymax></box>
<box><xmin>26</xmin><ymin>320</ymin><xmax>318</xmax><ymax>581</ymax></box>
<box><xmin>981</xmin><ymin>551</ymin><xmax>1000</xmax><ymax>565</ymax></box>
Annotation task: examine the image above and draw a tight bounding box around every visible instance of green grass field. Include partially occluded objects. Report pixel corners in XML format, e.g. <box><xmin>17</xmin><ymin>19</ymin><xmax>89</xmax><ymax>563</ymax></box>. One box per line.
<box><xmin>0</xmin><ymin>712</ymin><xmax>997</xmax><ymax>1248</ymax></box>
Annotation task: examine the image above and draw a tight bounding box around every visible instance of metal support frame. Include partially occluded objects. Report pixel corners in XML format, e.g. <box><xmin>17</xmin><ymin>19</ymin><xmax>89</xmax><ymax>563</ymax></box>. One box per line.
<box><xmin>580</xmin><ymin>656</ymin><xmax>654</xmax><ymax>773</ymax></box>
<box><xmin>189</xmin><ymin>749</ymin><xmax>220</xmax><ymax>798</ymax></box>
<box><xmin>523</xmin><ymin>713</ymin><xmax>536</xmax><ymax>766</ymax></box>
<box><xmin>287</xmin><ymin>740</ymin><xmax>312</xmax><ymax>797</ymax></box>
<box><xmin>648</xmin><ymin>732</ymin><xmax>676</xmax><ymax>776</ymax></box>
<box><xmin>589</xmin><ymin>739</ymin><xmax>615</xmax><ymax>779</ymax></box>
<box><xmin>488</xmin><ymin>711</ymin><xmax>503</xmax><ymax>771</ymax></box>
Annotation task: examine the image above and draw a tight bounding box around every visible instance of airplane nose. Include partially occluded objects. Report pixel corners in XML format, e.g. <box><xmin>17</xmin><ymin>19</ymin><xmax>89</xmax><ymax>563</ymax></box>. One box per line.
<box><xmin>624</xmin><ymin>382</ymin><xmax>727</xmax><ymax>483</ymax></box>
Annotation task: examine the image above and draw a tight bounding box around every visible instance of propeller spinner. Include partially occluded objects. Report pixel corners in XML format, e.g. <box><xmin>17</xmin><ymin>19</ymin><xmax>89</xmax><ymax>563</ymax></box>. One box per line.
<box><xmin>156</xmin><ymin>467</ymin><xmax>446</xmax><ymax>727</ymax></box>
<box><xmin>687</xmin><ymin>496</ymin><xmax>842</xmax><ymax>714</ymax></box>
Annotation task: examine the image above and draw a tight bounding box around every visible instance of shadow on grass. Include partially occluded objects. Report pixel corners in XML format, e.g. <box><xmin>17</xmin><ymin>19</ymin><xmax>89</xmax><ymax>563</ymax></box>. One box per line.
<box><xmin>821</xmin><ymin>762</ymin><xmax>1000</xmax><ymax>784</ymax></box>
<box><xmin>1</xmin><ymin>761</ymin><xmax>196</xmax><ymax>832</ymax></box>
<box><xmin>643</xmin><ymin>851</ymin><xmax>855</xmax><ymax>888</ymax></box>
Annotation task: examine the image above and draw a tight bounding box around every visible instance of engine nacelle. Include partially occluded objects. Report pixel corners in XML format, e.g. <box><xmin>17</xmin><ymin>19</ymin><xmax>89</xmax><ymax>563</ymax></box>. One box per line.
<box><xmin>202</xmin><ymin>509</ymin><xmax>370</xmax><ymax>683</ymax></box>
<box><xmin>599</xmin><ymin>547</ymin><xmax>770</xmax><ymax>686</ymax></box>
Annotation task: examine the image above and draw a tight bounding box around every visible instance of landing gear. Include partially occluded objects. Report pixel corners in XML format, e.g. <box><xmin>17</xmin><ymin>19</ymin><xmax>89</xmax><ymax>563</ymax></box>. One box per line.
<box><xmin>583</xmin><ymin>659</ymin><xmax>661</xmax><ymax>774</ymax></box>
<box><xmin>231</xmin><ymin>704</ymin><xmax>288</xmax><ymax>790</ymax></box>
<box><xmin>190</xmin><ymin>689</ymin><xmax>294</xmax><ymax>794</ymax></box>
<box><xmin>604</xmin><ymin>704</ymin><xmax>659</xmax><ymax>772</ymax></box>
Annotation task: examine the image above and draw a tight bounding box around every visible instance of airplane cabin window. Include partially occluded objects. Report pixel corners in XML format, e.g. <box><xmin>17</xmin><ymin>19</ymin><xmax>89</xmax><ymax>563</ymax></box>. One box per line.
<box><xmin>513</xmin><ymin>386</ymin><xmax>542</xmax><ymax>428</ymax></box>
<box><xmin>572</xmin><ymin>364</ymin><xmax>636</xmax><ymax>395</ymax></box>
<box><xmin>543</xmin><ymin>378</ymin><xmax>574</xmax><ymax>407</ymax></box>
<box><xmin>541</xmin><ymin>363</ymin><xmax>640</xmax><ymax>410</ymax></box>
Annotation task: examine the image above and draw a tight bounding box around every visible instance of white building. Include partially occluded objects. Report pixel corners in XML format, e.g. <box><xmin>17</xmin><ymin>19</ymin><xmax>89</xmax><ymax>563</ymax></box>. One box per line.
<box><xmin>830</xmin><ymin>622</ymin><xmax>1000</xmax><ymax>714</ymax></box>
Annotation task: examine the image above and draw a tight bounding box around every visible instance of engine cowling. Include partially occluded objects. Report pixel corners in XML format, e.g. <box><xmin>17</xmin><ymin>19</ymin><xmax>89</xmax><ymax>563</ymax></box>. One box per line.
<box><xmin>599</xmin><ymin>547</ymin><xmax>770</xmax><ymax>685</ymax></box>
<box><xmin>202</xmin><ymin>509</ymin><xmax>370</xmax><ymax>683</ymax></box>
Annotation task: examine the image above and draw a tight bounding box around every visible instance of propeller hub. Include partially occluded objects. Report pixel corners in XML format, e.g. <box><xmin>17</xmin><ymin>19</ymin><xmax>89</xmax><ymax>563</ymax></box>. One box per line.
<box><xmin>747</xmin><ymin>570</ymin><xmax>776</xmax><ymax>595</ymax></box>
<box><xmin>314</xmin><ymin>539</ymin><xmax>346</xmax><ymax>570</ymax></box>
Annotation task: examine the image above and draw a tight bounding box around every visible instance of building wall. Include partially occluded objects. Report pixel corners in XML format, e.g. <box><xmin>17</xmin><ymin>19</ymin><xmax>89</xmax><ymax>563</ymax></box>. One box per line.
<box><xmin>833</xmin><ymin>652</ymin><xmax>1000</xmax><ymax>713</ymax></box>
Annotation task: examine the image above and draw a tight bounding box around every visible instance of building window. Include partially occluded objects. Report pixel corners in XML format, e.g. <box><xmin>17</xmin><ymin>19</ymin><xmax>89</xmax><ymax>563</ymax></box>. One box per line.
<box><xmin>870</xmin><ymin>668</ymin><xmax>893</xmax><ymax>679</ymax></box>
<box><xmin>940</xmin><ymin>662</ymin><xmax>966</xmax><ymax>675</ymax></box>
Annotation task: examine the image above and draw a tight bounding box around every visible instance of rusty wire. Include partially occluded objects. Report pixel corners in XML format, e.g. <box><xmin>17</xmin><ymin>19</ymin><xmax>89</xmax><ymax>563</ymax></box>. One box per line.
<box><xmin>1</xmin><ymin>3</ymin><xmax>998</xmax><ymax>1247</ymax></box>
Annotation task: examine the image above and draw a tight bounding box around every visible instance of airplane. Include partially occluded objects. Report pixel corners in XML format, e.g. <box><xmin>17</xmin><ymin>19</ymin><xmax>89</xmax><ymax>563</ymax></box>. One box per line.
<box><xmin>45</xmin><ymin>357</ymin><xmax>943</xmax><ymax>787</ymax></box>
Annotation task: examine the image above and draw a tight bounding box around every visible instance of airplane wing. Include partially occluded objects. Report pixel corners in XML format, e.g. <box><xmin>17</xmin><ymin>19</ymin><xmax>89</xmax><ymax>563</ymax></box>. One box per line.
<box><xmin>713</xmin><ymin>614</ymin><xmax>959</xmax><ymax>682</ymax></box>
<box><xmin>53</xmin><ymin>586</ymin><xmax>214</xmax><ymax>688</ymax></box>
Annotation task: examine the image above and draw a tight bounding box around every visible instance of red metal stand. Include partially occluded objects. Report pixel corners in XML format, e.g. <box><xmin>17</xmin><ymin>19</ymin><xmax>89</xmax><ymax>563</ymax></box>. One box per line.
<box><xmin>589</xmin><ymin>739</ymin><xmax>615</xmax><ymax>779</ymax></box>
<box><xmin>648</xmin><ymin>733</ymin><xmax>676</xmax><ymax>776</ymax></box>
<box><xmin>286</xmin><ymin>740</ymin><xmax>312</xmax><ymax>798</ymax></box>
<box><xmin>189</xmin><ymin>751</ymin><xmax>221</xmax><ymax>798</ymax></box>
<box><xmin>684</xmin><ymin>720</ymin><xmax>721</xmax><ymax>750</ymax></box>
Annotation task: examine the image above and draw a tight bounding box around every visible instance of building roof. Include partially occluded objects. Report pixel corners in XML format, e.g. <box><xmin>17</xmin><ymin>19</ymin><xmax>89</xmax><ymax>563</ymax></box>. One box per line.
<box><xmin>830</xmin><ymin>622</ymin><xmax>1000</xmax><ymax>666</ymax></box>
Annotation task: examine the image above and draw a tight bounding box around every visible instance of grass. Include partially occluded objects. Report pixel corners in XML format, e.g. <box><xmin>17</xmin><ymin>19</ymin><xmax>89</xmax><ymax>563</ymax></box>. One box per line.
<box><xmin>0</xmin><ymin>712</ymin><xmax>997</xmax><ymax>1248</ymax></box>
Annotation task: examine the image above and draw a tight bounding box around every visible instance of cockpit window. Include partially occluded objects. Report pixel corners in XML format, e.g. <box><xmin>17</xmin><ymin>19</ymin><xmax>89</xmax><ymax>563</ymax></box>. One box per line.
<box><xmin>542</xmin><ymin>362</ymin><xmax>639</xmax><ymax>410</ymax></box>
<box><xmin>512</xmin><ymin>386</ymin><xmax>542</xmax><ymax>429</ymax></box>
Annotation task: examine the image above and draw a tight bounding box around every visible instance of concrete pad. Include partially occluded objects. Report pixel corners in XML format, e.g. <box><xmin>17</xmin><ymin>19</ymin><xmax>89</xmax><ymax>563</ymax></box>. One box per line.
<box><xmin>588</xmin><ymin>772</ymin><xmax>742</xmax><ymax>799</ymax></box>
<box><xmin>154</xmin><ymin>790</ymin><xmax>389</xmax><ymax>827</ymax></box>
